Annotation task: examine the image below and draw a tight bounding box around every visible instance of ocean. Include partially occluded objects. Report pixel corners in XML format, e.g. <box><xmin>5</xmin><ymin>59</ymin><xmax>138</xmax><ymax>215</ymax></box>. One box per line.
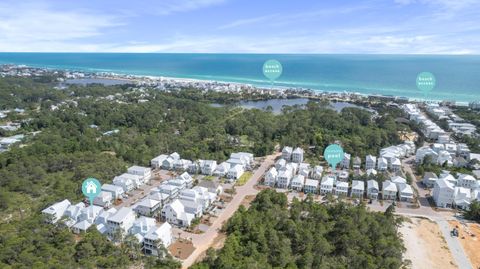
<box><xmin>0</xmin><ymin>53</ymin><xmax>479</xmax><ymax>102</ymax></box>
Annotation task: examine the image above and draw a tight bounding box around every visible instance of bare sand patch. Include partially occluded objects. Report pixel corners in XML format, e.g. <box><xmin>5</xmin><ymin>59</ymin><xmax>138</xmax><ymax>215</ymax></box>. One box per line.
<box><xmin>400</xmin><ymin>217</ymin><xmax>457</xmax><ymax>269</ymax></box>
<box><xmin>449</xmin><ymin>220</ymin><xmax>480</xmax><ymax>268</ymax></box>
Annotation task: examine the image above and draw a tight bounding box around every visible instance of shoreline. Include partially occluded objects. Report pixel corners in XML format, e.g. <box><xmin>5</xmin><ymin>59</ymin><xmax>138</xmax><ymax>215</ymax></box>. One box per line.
<box><xmin>1</xmin><ymin>63</ymin><xmax>472</xmax><ymax>106</ymax></box>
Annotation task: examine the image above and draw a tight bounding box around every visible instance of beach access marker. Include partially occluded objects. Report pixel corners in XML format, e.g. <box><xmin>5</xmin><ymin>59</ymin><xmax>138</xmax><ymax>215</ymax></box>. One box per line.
<box><xmin>416</xmin><ymin>72</ymin><xmax>436</xmax><ymax>100</ymax></box>
<box><xmin>82</xmin><ymin>177</ymin><xmax>101</xmax><ymax>205</ymax></box>
<box><xmin>324</xmin><ymin>144</ymin><xmax>344</xmax><ymax>170</ymax></box>
<box><xmin>263</xmin><ymin>59</ymin><xmax>283</xmax><ymax>87</ymax></box>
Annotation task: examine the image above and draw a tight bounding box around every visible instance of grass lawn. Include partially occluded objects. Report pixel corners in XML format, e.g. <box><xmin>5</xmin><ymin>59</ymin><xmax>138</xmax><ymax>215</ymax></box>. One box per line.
<box><xmin>203</xmin><ymin>175</ymin><xmax>215</xmax><ymax>181</ymax></box>
<box><xmin>236</xmin><ymin>171</ymin><xmax>253</xmax><ymax>186</ymax></box>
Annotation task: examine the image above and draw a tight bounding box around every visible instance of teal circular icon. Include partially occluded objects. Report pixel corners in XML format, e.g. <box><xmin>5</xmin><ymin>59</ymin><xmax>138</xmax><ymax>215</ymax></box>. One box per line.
<box><xmin>263</xmin><ymin>59</ymin><xmax>283</xmax><ymax>81</ymax></box>
<box><xmin>416</xmin><ymin>72</ymin><xmax>436</xmax><ymax>93</ymax></box>
<box><xmin>82</xmin><ymin>178</ymin><xmax>101</xmax><ymax>204</ymax></box>
<box><xmin>324</xmin><ymin>144</ymin><xmax>344</xmax><ymax>169</ymax></box>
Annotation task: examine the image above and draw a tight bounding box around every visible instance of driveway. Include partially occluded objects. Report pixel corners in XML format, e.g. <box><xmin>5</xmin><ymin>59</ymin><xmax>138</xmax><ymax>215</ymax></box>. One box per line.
<box><xmin>179</xmin><ymin>152</ymin><xmax>280</xmax><ymax>269</ymax></box>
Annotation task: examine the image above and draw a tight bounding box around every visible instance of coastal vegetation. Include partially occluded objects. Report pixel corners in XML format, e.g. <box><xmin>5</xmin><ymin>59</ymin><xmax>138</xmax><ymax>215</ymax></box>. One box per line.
<box><xmin>0</xmin><ymin>77</ymin><xmax>407</xmax><ymax>268</ymax></box>
<box><xmin>192</xmin><ymin>189</ymin><xmax>405</xmax><ymax>269</ymax></box>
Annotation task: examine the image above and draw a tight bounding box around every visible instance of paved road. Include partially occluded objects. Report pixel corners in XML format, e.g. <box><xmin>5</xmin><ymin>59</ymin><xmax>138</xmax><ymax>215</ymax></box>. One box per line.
<box><xmin>180</xmin><ymin>152</ymin><xmax>280</xmax><ymax>269</ymax></box>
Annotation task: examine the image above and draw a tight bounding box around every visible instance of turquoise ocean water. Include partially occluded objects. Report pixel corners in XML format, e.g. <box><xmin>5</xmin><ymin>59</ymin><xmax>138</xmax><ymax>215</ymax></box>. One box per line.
<box><xmin>0</xmin><ymin>53</ymin><xmax>479</xmax><ymax>102</ymax></box>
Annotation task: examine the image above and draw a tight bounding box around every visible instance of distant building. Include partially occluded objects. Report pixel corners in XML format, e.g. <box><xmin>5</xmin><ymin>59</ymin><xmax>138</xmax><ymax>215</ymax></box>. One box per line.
<box><xmin>341</xmin><ymin>153</ymin><xmax>351</xmax><ymax>169</ymax></box>
<box><xmin>292</xmin><ymin>147</ymin><xmax>304</xmax><ymax>163</ymax></box>
<box><xmin>282</xmin><ymin>146</ymin><xmax>293</xmax><ymax>161</ymax></box>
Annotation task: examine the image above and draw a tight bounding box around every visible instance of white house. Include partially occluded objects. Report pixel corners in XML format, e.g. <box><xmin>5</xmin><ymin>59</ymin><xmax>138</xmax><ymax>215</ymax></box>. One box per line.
<box><xmin>382</xmin><ymin>180</ymin><xmax>398</xmax><ymax>200</ymax></box>
<box><xmin>107</xmin><ymin>207</ymin><xmax>136</xmax><ymax>238</ymax></box>
<box><xmin>230</xmin><ymin>152</ymin><xmax>254</xmax><ymax>170</ymax></box>
<box><xmin>264</xmin><ymin>167</ymin><xmax>278</xmax><ymax>187</ymax></box>
<box><xmin>366</xmin><ymin>155</ymin><xmax>377</xmax><ymax>170</ymax></box>
<box><xmin>457</xmin><ymin>174</ymin><xmax>477</xmax><ymax>189</ymax></box>
<box><xmin>157</xmin><ymin>184</ymin><xmax>180</xmax><ymax>197</ymax></box>
<box><xmin>143</xmin><ymin>222</ymin><xmax>173</xmax><ymax>256</ymax></box>
<box><xmin>337</xmin><ymin>170</ymin><xmax>349</xmax><ymax>182</ymax></box>
<box><xmin>95</xmin><ymin>208</ymin><xmax>117</xmax><ymax>234</ymax></box>
<box><xmin>275</xmin><ymin>159</ymin><xmax>287</xmax><ymax>170</ymax></box>
<box><xmin>113</xmin><ymin>174</ymin><xmax>137</xmax><ymax>192</ymax></box>
<box><xmin>353</xmin><ymin>157</ymin><xmax>362</xmax><ymax>170</ymax></box>
<box><xmin>130</xmin><ymin>216</ymin><xmax>156</xmax><ymax>238</ymax></box>
<box><xmin>63</xmin><ymin>202</ymin><xmax>86</xmax><ymax>227</ymax></box>
<box><xmin>432</xmin><ymin>177</ymin><xmax>455</xmax><ymax>208</ymax></box>
<box><xmin>422</xmin><ymin>172</ymin><xmax>438</xmax><ymax>188</ymax></box>
<box><xmin>367</xmin><ymin>180</ymin><xmax>379</xmax><ymax>199</ymax></box>
<box><xmin>127</xmin><ymin>166</ymin><xmax>152</xmax><ymax>183</ymax></box>
<box><xmin>151</xmin><ymin>154</ymin><xmax>169</xmax><ymax>169</ymax></box>
<box><xmin>42</xmin><ymin>199</ymin><xmax>71</xmax><ymax>224</ymax></box>
<box><xmin>277</xmin><ymin>169</ymin><xmax>293</xmax><ymax>189</ymax></box>
<box><xmin>391</xmin><ymin>176</ymin><xmax>407</xmax><ymax>190</ymax></box>
<box><xmin>304</xmin><ymin>179</ymin><xmax>319</xmax><ymax>194</ymax></box>
<box><xmin>133</xmin><ymin>198</ymin><xmax>162</xmax><ymax>217</ymax></box>
<box><xmin>282</xmin><ymin>146</ymin><xmax>293</xmax><ymax>160</ymax></box>
<box><xmin>298</xmin><ymin>163</ymin><xmax>310</xmax><ymax>178</ymax></box>
<box><xmin>312</xmin><ymin>166</ymin><xmax>323</xmax><ymax>180</ymax></box>
<box><xmin>72</xmin><ymin>220</ymin><xmax>93</xmax><ymax>234</ymax></box>
<box><xmin>201</xmin><ymin>160</ymin><xmax>217</xmax><ymax>175</ymax></box>
<box><xmin>174</xmin><ymin>159</ymin><xmax>192</xmax><ymax>171</ymax></box>
<box><xmin>178</xmin><ymin>172</ymin><xmax>194</xmax><ymax>188</ymax></box>
<box><xmin>162</xmin><ymin>157</ymin><xmax>175</xmax><ymax>170</ymax></box>
<box><xmin>292</xmin><ymin>147</ymin><xmax>304</xmax><ymax>163</ymax></box>
<box><xmin>93</xmin><ymin>191</ymin><xmax>113</xmax><ymax>208</ymax></box>
<box><xmin>398</xmin><ymin>183</ymin><xmax>414</xmax><ymax>202</ymax></box>
<box><xmin>214</xmin><ymin>162</ymin><xmax>231</xmax><ymax>177</ymax></box>
<box><xmin>78</xmin><ymin>205</ymin><xmax>104</xmax><ymax>224</ymax></box>
<box><xmin>341</xmin><ymin>153</ymin><xmax>351</xmax><ymax>169</ymax></box>
<box><xmin>291</xmin><ymin>175</ymin><xmax>305</xmax><ymax>191</ymax></box>
<box><xmin>197</xmin><ymin>180</ymin><xmax>223</xmax><ymax>195</ymax></box>
<box><xmin>148</xmin><ymin>192</ymin><xmax>171</xmax><ymax>205</ymax></box>
<box><xmin>101</xmin><ymin>184</ymin><xmax>124</xmax><ymax>199</ymax></box>
<box><xmin>390</xmin><ymin>158</ymin><xmax>401</xmax><ymax>172</ymax></box>
<box><xmin>454</xmin><ymin>187</ymin><xmax>472</xmax><ymax>210</ymax></box>
<box><xmin>335</xmin><ymin>181</ymin><xmax>349</xmax><ymax>196</ymax></box>
<box><xmin>320</xmin><ymin>176</ymin><xmax>335</xmax><ymax>194</ymax></box>
<box><xmin>416</xmin><ymin>146</ymin><xmax>438</xmax><ymax>164</ymax></box>
<box><xmin>366</xmin><ymin>169</ymin><xmax>377</xmax><ymax>177</ymax></box>
<box><xmin>437</xmin><ymin>151</ymin><xmax>453</xmax><ymax>166</ymax></box>
<box><xmin>227</xmin><ymin>164</ymin><xmax>244</xmax><ymax>180</ymax></box>
<box><xmin>440</xmin><ymin>173</ymin><xmax>457</xmax><ymax>185</ymax></box>
<box><xmin>161</xmin><ymin>199</ymin><xmax>195</xmax><ymax>227</ymax></box>
<box><xmin>351</xmin><ymin>180</ymin><xmax>364</xmax><ymax>198</ymax></box>
<box><xmin>377</xmin><ymin>157</ymin><xmax>388</xmax><ymax>171</ymax></box>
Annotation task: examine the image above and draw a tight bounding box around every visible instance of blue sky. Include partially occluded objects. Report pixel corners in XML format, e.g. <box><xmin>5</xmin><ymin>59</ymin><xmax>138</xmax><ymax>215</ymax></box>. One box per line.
<box><xmin>0</xmin><ymin>0</ymin><xmax>479</xmax><ymax>53</ymax></box>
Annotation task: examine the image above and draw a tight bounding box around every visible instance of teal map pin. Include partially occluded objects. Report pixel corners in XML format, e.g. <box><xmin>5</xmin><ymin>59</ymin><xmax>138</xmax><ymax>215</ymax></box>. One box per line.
<box><xmin>263</xmin><ymin>59</ymin><xmax>283</xmax><ymax>82</ymax></box>
<box><xmin>82</xmin><ymin>178</ymin><xmax>101</xmax><ymax>205</ymax></box>
<box><xmin>416</xmin><ymin>72</ymin><xmax>436</xmax><ymax>99</ymax></box>
<box><xmin>324</xmin><ymin>144</ymin><xmax>344</xmax><ymax>169</ymax></box>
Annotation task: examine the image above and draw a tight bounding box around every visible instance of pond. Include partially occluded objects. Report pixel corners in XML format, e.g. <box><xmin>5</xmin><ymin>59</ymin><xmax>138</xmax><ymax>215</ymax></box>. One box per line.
<box><xmin>212</xmin><ymin>98</ymin><xmax>372</xmax><ymax>114</ymax></box>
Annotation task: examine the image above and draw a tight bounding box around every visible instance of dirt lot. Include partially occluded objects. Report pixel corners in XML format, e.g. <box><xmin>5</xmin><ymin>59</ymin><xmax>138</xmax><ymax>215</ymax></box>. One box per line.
<box><xmin>449</xmin><ymin>220</ymin><xmax>480</xmax><ymax>268</ymax></box>
<box><xmin>399</xmin><ymin>217</ymin><xmax>457</xmax><ymax>269</ymax></box>
<box><xmin>240</xmin><ymin>195</ymin><xmax>256</xmax><ymax>208</ymax></box>
<box><xmin>169</xmin><ymin>239</ymin><xmax>196</xmax><ymax>260</ymax></box>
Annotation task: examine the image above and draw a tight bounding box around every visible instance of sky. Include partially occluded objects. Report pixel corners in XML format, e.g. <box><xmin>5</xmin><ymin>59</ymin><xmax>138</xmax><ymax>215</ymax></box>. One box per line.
<box><xmin>0</xmin><ymin>0</ymin><xmax>479</xmax><ymax>54</ymax></box>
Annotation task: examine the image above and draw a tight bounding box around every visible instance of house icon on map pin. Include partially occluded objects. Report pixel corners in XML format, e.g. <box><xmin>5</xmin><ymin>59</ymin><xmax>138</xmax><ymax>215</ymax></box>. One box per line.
<box><xmin>86</xmin><ymin>181</ymin><xmax>97</xmax><ymax>194</ymax></box>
